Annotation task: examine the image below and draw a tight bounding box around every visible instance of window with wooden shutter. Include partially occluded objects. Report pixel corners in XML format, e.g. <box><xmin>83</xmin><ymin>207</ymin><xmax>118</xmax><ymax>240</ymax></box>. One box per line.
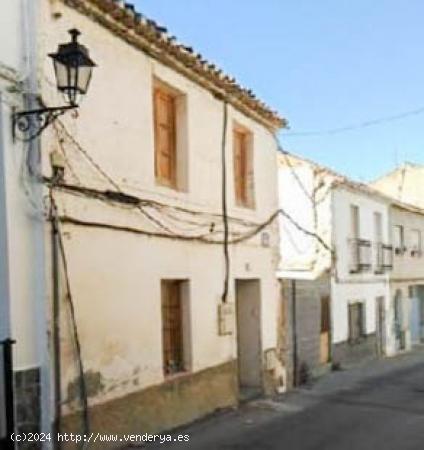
<box><xmin>154</xmin><ymin>87</ymin><xmax>177</xmax><ymax>187</ymax></box>
<box><xmin>233</xmin><ymin>127</ymin><xmax>253</xmax><ymax>208</ymax></box>
<box><xmin>161</xmin><ymin>280</ymin><xmax>184</xmax><ymax>375</ymax></box>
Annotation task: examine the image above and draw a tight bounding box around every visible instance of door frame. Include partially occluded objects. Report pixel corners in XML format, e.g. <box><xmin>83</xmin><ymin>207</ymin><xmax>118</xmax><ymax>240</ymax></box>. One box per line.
<box><xmin>375</xmin><ymin>296</ymin><xmax>386</xmax><ymax>356</ymax></box>
<box><xmin>235</xmin><ymin>279</ymin><xmax>263</xmax><ymax>392</ymax></box>
<box><xmin>320</xmin><ymin>295</ymin><xmax>331</xmax><ymax>365</ymax></box>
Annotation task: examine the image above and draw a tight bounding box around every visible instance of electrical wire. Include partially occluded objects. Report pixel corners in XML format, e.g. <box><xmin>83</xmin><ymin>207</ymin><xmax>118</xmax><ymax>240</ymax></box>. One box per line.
<box><xmin>54</xmin><ymin>119</ymin><xmax>260</xmax><ymax>232</ymax></box>
<box><xmin>52</xmin><ymin>117</ymin><xmax>332</xmax><ymax>249</ymax></box>
<box><xmin>282</xmin><ymin>106</ymin><xmax>424</xmax><ymax>137</ymax></box>
<box><xmin>56</xmin><ymin>206</ymin><xmax>91</xmax><ymax>443</ymax></box>
<box><xmin>54</xmin><ymin>120</ymin><xmax>178</xmax><ymax>235</ymax></box>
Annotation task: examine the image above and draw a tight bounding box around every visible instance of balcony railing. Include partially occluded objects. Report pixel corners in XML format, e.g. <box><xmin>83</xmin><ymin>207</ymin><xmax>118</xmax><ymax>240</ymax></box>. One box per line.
<box><xmin>349</xmin><ymin>238</ymin><xmax>372</xmax><ymax>273</ymax></box>
<box><xmin>375</xmin><ymin>243</ymin><xmax>393</xmax><ymax>273</ymax></box>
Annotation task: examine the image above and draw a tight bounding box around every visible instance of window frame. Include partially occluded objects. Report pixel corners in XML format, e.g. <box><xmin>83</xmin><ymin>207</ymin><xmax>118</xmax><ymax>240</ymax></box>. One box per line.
<box><xmin>153</xmin><ymin>82</ymin><xmax>178</xmax><ymax>189</ymax></box>
<box><xmin>410</xmin><ymin>229</ymin><xmax>422</xmax><ymax>257</ymax></box>
<box><xmin>348</xmin><ymin>302</ymin><xmax>365</xmax><ymax>344</ymax></box>
<box><xmin>233</xmin><ymin>124</ymin><xmax>254</xmax><ymax>209</ymax></box>
<box><xmin>161</xmin><ymin>280</ymin><xmax>188</xmax><ymax>376</ymax></box>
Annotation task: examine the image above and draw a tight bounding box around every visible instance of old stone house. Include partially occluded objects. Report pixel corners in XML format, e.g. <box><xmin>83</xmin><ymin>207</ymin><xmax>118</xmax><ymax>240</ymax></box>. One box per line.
<box><xmin>1</xmin><ymin>0</ymin><xmax>288</xmax><ymax>445</ymax></box>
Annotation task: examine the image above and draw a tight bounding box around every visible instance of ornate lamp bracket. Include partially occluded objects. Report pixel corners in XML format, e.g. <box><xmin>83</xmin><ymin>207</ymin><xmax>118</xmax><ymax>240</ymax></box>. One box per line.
<box><xmin>12</xmin><ymin>104</ymin><xmax>77</xmax><ymax>142</ymax></box>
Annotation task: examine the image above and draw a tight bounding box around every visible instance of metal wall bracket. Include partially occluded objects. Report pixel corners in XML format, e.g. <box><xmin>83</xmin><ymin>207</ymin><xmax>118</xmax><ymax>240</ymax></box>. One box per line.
<box><xmin>12</xmin><ymin>104</ymin><xmax>77</xmax><ymax>142</ymax></box>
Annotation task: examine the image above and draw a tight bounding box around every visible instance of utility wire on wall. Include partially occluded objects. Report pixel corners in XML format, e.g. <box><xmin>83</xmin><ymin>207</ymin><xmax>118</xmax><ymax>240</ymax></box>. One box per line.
<box><xmin>56</xmin><ymin>220</ymin><xmax>90</xmax><ymax>441</ymax></box>
<box><xmin>49</xmin><ymin>118</ymin><xmax>332</xmax><ymax>250</ymax></box>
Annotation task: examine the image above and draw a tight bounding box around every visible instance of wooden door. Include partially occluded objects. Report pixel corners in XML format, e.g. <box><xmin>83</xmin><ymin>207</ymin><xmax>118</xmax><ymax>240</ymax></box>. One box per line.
<box><xmin>376</xmin><ymin>296</ymin><xmax>385</xmax><ymax>356</ymax></box>
<box><xmin>161</xmin><ymin>281</ymin><xmax>183</xmax><ymax>375</ymax></box>
<box><xmin>236</xmin><ymin>280</ymin><xmax>262</xmax><ymax>389</ymax></box>
<box><xmin>320</xmin><ymin>296</ymin><xmax>330</xmax><ymax>364</ymax></box>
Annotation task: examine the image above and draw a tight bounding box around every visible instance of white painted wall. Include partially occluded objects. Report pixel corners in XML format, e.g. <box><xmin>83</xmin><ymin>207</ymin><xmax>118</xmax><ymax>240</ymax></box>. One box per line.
<box><xmin>390</xmin><ymin>206</ymin><xmax>424</xmax><ymax>280</ymax></box>
<box><xmin>0</xmin><ymin>0</ymin><xmax>46</xmax><ymax>370</ymax></box>
<box><xmin>372</xmin><ymin>164</ymin><xmax>424</xmax><ymax>209</ymax></box>
<box><xmin>277</xmin><ymin>155</ymin><xmax>398</xmax><ymax>355</ymax></box>
<box><xmin>383</xmin><ymin>207</ymin><xmax>424</xmax><ymax>353</ymax></box>
<box><xmin>40</xmin><ymin>1</ymin><xmax>281</xmax><ymax>411</ymax></box>
<box><xmin>0</xmin><ymin>0</ymin><xmax>24</xmax><ymax>74</ymax></box>
<box><xmin>331</xmin><ymin>186</ymin><xmax>390</xmax><ymax>344</ymax></box>
<box><xmin>277</xmin><ymin>155</ymin><xmax>333</xmax><ymax>278</ymax></box>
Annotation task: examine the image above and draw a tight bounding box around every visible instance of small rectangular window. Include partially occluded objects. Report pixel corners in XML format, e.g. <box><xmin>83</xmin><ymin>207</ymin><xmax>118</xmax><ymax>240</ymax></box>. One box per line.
<box><xmin>350</xmin><ymin>205</ymin><xmax>360</xmax><ymax>239</ymax></box>
<box><xmin>393</xmin><ymin>225</ymin><xmax>405</xmax><ymax>255</ymax></box>
<box><xmin>233</xmin><ymin>126</ymin><xmax>254</xmax><ymax>208</ymax></box>
<box><xmin>374</xmin><ymin>212</ymin><xmax>382</xmax><ymax>243</ymax></box>
<box><xmin>348</xmin><ymin>302</ymin><xmax>365</xmax><ymax>343</ymax></box>
<box><xmin>410</xmin><ymin>229</ymin><xmax>422</xmax><ymax>257</ymax></box>
<box><xmin>154</xmin><ymin>86</ymin><xmax>177</xmax><ymax>188</ymax></box>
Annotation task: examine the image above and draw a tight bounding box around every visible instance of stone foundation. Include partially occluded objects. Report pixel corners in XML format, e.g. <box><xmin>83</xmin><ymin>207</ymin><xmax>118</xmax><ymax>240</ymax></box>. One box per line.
<box><xmin>14</xmin><ymin>367</ymin><xmax>41</xmax><ymax>450</ymax></box>
<box><xmin>62</xmin><ymin>360</ymin><xmax>238</xmax><ymax>449</ymax></box>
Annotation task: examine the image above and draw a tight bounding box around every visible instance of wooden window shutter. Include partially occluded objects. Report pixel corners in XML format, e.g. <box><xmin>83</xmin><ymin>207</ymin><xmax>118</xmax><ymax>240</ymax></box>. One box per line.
<box><xmin>154</xmin><ymin>88</ymin><xmax>176</xmax><ymax>186</ymax></box>
<box><xmin>233</xmin><ymin>130</ymin><xmax>247</xmax><ymax>206</ymax></box>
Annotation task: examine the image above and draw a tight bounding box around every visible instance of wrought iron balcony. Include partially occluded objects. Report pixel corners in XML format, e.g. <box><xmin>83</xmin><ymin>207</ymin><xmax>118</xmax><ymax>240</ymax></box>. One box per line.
<box><xmin>349</xmin><ymin>238</ymin><xmax>372</xmax><ymax>273</ymax></box>
<box><xmin>375</xmin><ymin>243</ymin><xmax>393</xmax><ymax>273</ymax></box>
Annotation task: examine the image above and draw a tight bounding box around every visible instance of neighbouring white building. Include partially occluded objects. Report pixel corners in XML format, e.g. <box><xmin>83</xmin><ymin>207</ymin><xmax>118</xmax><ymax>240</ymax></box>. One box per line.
<box><xmin>0</xmin><ymin>0</ymin><xmax>52</xmax><ymax>443</ymax></box>
<box><xmin>278</xmin><ymin>153</ymin><xmax>424</xmax><ymax>382</ymax></box>
<box><xmin>2</xmin><ymin>0</ymin><xmax>287</xmax><ymax>445</ymax></box>
<box><xmin>372</xmin><ymin>163</ymin><xmax>424</xmax><ymax>350</ymax></box>
<box><xmin>278</xmin><ymin>152</ymin><xmax>394</xmax><ymax>380</ymax></box>
<box><xmin>372</xmin><ymin>187</ymin><xmax>424</xmax><ymax>351</ymax></box>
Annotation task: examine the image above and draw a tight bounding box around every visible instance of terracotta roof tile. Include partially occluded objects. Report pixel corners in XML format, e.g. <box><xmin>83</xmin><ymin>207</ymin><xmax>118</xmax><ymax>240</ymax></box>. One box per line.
<box><xmin>62</xmin><ymin>0</ymin><xmax>287</xmax><ymax>130</ymax></box>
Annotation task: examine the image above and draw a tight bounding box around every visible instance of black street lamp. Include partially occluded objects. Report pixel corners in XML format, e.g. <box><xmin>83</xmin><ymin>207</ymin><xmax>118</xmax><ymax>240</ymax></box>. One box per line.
<box><xmin>13</xmin><ymin>29</ymin><xmax>96</xmax><ymax>142</ymax></box>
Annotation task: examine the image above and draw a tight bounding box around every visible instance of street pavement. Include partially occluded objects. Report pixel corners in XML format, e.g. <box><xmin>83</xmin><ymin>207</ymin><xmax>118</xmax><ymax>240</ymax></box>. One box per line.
<box><xmin>140</xmin><ymin>347</ymin><xmax>424</xmax><ymax>450</ymax></box>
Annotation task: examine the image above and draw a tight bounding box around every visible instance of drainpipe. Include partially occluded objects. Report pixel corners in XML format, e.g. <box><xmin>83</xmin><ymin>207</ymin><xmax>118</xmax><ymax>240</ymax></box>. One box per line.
<box><xmin>291</xmin><ymin>280</ymin><xmax>298</xmax><ymax>387</ymax></box>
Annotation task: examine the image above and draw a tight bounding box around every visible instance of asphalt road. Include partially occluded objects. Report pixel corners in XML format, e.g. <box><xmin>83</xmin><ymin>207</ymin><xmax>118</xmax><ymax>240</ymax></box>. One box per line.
<box><xmin>143</xmin><ymin>348</ymin><xmax>424</xmax><ymax>450</ymax></box>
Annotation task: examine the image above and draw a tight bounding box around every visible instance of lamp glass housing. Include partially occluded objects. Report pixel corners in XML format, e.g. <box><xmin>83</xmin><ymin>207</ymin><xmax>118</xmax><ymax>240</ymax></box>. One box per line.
<box><xmin>49</xmin><ymin>29</ymin><xmax>96</xmax><ymax>106</ymax></box>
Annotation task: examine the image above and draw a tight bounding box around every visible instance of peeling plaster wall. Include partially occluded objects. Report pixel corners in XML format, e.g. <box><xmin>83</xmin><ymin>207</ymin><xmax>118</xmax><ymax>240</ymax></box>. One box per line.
<box><xmin>40</xmin><ymin>0</ymin><xmax>281</xmax><ymax>422</ymax></box>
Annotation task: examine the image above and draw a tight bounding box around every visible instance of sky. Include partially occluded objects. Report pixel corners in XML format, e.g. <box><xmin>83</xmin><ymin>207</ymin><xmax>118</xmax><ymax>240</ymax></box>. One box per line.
<box><xmin>133</xmin><ymin>0</ymin><xmax>424</xmax><ymax>182</ymax></box>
